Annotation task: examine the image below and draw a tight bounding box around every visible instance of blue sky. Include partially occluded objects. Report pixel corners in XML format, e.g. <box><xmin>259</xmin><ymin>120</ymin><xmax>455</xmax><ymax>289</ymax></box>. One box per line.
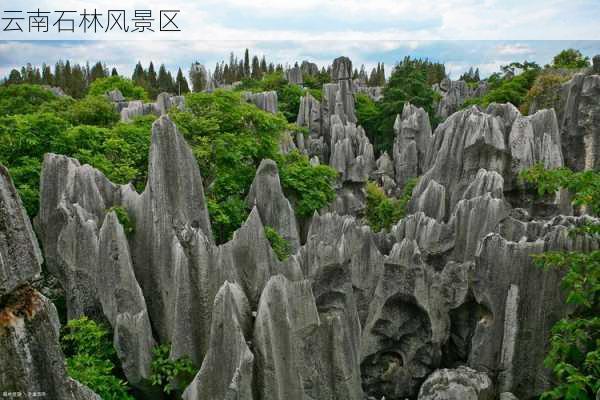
<box><xmin>0</xmin><ymin>0</ymin><xmax>599</xmax><ymax>78</ymax></box>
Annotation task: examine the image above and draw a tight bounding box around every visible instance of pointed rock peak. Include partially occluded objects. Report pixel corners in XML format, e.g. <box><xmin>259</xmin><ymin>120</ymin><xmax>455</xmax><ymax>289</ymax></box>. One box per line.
<box><xmin>393</xmin><ymin>113</ymin><xmax>402</xmax><ymax>134</ymax></box>
<box><xmin>255</xmin><ymin>158</ymin><xmax>279</xmax><ymax>177</ymax></box>
<box><xmin>0</xmin><ymin>165</ymin><xmax>42</xmax><ymax>296</ymax></box>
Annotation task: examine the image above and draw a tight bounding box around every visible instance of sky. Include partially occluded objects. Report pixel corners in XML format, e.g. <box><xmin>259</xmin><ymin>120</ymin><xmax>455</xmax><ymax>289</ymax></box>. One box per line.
<box><xmin>0</xmin><ymin>0</ymin><xmax>599</xmax><ymax>79</ymax></box>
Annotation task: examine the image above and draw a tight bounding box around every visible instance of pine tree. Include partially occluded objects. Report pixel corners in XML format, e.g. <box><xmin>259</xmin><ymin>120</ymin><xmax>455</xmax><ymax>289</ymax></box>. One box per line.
<box><xmin>243</xmin><ymin>48</ymin><xmax>250</xmax><ymax>77</ymax></box>
<box><xmin>158</xmin><ymin>64</ymin><xmax>172</xmax><ymax>94</ymax></box>
<box><xmin>175</xmin><ymin>68</ymin><xmax>190</xmax><ymax>94</ymax></box>
<box><xmin>90</xmin><ymin>61</ymin><xmax>106</xmax><ymax>82</ymax></box>
<box><xmin>147</xmin><ymin>62</ymin><xmax>158</xmax><ymax>98</ymax></box>
<box><xmin>42</xmin><ymin>64</ymin><xmax>53</xmax><ymax>85</ymax></box>
<box><xmin>7</xmin><ymin>69</ymin><xmax>22</xmax><ymax>84</ymax></box>
<box><xmin>260</xmin><ymin>56</ymin><xmax>267</xmax><ymax>75</ymax></box>
<box><xmin>251</xmin><ymin>55</ymin><xmax>261</xmax><ymax>79</ymax></box>
<box><xmin>111</xmin><ymin>67</ymin><xmax>118</xmax><ymax>77</ymax></box>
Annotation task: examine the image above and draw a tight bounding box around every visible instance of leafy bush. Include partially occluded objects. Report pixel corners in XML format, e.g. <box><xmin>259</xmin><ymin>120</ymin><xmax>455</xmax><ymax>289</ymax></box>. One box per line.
<box><xmin>0</xmin><ymin>84</ymin><xmax>66</xmax><ymax>116</ymax></box>
<box><xmin>278</xmin><ymin>150</ymin><xmax>337</xmax><ymax>219</ymax></box>
<box><xmin>61</xmin><ymin>317</ymin><xmax>134</xmax><ymax>399</ymax></box>
<box><xmin>360</xmin><ymin>57</ymin><xmax>439</xmax><ymax>155</ymax></box>
<box><xmin>88</xmin><ymin>76</ymin><xmax>148</xmax><ymax>100</ymax></box>
<box><xmin>264</xmin><ymin>226</ymin><xmax>291</xmax><ymax>261</ymax></box>
<box><xmin>66</xmin><ymin>95</ymin><xmax>119</xmax><ymax>127</ymax></box>
<box><xmin>365</xmin><ymin>178</ymin><xmax>417</xmax><ymax>232</ymax></box>
<box><xmin>520</xmin><ymin>164</ymin><xmax>600</xmax><ymax>215</ymax></box>
<box><xmin>522</xmin><ymin>165</ymin><xmax>599</xmax><ymax>399</ymax></box>
<box><xmin>150</xmin><ymin>344</ymin><xmax>197</xmax><ymax>395</ymax></box>
<box><xmin>521</xmin><ymin>70</ymin><xmax>572</xmax><ymax>115</ymax></box>
<box><xmin>551</xmin><ymin>49</ymin><xmax>591</xmax><ymax>70</ymax></box>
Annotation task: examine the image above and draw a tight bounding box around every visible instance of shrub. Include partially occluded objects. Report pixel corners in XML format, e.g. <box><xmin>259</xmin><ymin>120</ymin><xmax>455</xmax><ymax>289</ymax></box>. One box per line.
<box><xmin>149</xmin><ymin>344</ymin><xmax>197</xmax><ymax>395</ymax></box>
<box><xmin>88</xmin><ymin>76</ymin><xmax>148</xmax><ymax>100</ymax></box>
<box><xmin>365</xmin><ymin>178</ymin><xmax>417</xmax><ymax>232</ymax></box>
<box><xmin>551</xmin><ymin>49</ymin><xmax>591</xmax><ymax>70</ymax></box>
<box><xmin>67</xmin><ymin>95</ymin><xmax>119</xmax><ymax>127</ymax></box>
<box><xmin>264</xmin><ymin>226</ymin><xmax>291</xmax><ymax>261</ymax></box>
<box><xmin>521</xmin><ymin>70</ymin><xmax>572</xmax><ymax>115</ymax></box>
<box><xmin>0</xmin><ymin>84</ymin><xmax>65</xmax><ymax>116</ymax></box>
<box><xmin>278</xmin><ymin>150</ymin><xmax>337</xmax><ymax>219</ymax></box>
<box><xmin>61</xmin><ymin>317</ymin><xmax>134</xmax><ymax>400</ymax></box>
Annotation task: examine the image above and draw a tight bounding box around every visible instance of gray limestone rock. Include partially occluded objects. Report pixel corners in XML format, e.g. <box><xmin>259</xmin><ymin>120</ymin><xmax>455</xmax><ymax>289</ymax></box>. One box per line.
<box><xmin>0</xmin><ymin>287</ymin><xmax>100</xmax><ymax>399</ymax></box>
<box><xmin>300</xmin><ymin>262</ymin><xmax>363</xmax><ymax>400</ymax></box>
<box><xmin>329</xmin><ymin>118</ymin><xmax>374</xmax><ymax>183</ymax></box>
<box><xmin>253</xmin><ymin>275</ymin><xmax>320</xmax><ymax>400</ymax></box>
<box><xmin>411</xmin><ymin>106</ymin><xmax>509</xmax><ymax>218</ymax></box>
<box><xmin>331</xmin><ymin>56</ymin><xmax>353</xmax><ymax>81</ymax></box>
<box><xmin>286</xmin><ymin>66</ymin><xmax>303</xmax><ymax>85</ymax></box>
<box><xmin>470</xmin><ymin>220</ymin><xmax>599</xmax><ymax>398</ymax></box>
<box><xmin>393</xmin><ymin>103</ymin><xmax>432</xmax><ymax>191</ymax></box>
<box><xmin>247</xmin><ymin>159</ymin><xmax>301</xmax><ymax>253</ymax></box>
<box><xmin>97</xmin><ymin>211</ymin><xmax>155</xmax><ymax>388</ymax></box>
<box><xmin>130</xmin><ymin>115</ymin><xmax>212</xmax><ymax>342</ymax></box>
<box><xmin>243</xmin><ymin>91</ymin><xmax>278</xmax><ymax>114</ymax></box>
<box><xmin>182</xmin><ymin>282</ymin><xmax>253</xmax><ymax>400</ymax></box>
<box><xmin>0</xmin><ymin>165</ymin><xmax>42</xmax><ymax>296</ymax></box>
<box><xmin>417</xmin><ymin>366</ymin><xmax>494</xmax><ymax>400</ymax></box>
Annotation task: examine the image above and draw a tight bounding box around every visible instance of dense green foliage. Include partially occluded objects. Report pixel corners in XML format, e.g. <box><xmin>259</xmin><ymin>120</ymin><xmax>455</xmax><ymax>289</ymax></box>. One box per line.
<box><xmin>237</xmin><ymin>71</ymin><xmax>305</xmax><ymax>122</ymax></box>
<box><xmin>551</xmin><ymin>49</ymin><xmax>591</xmax><ymax>70</ymax></box>
<box><xmin>278</xmin><ymin>150</ymin><xmax>337</xmax><ymax>218</ymax></box>
<box><xmin>149</xmin><ymin>344</ymin><xmax>197</xmax><ymax>396</ymax></box>
<box><xmin>4</xmin><ymin>61</ymin><xmax>110</xmax><ymax>98</ymax></box>
<box><xmin>61</xmin><ymin>317</ymin><xmax>134</xmax><ymax>399</ymax></box>
<box><xmin>364</xmin><ymin>178</ymin><xmax>417</xmax><ymax>232</ymax></box>
<box><xmin>171</xmin><ymin>91</ymin><xmax>337</xmax><ymax>242</ymax></box>
<box><xmin>88</xmin><ymin>76</ymin><xmax>149</xmax><ymax>101</ymax></box>
<box><xmin>356</xmin><ymin>57</ymin><xmax>440</xmax><ymax>154</ymax></box>
<box><xmin>464</xmin><ymin>61</ymin><xmax>541</xmax><ymax>110</ymax></box>
<box><xmin>0</xmin><ymin>83</ymin><xmax>154</xmax><ymax>216</ymax></box>
<box><xmin>521</xmin><ymin>70</ymin><xmax>573</xmax><ymax>115</ymax></box>
<box><xmin>521</xmin><ymin>165</ymin><xmax>599</xmax><ymax>399</ymax></box>
<box><xmin>520</xmin><ymin>164</ymin><xmax>600</xmax><ymax>214</ymax></box>
<box><xmin>264</xmin><ymin>226</ymin><xmax>291</xmax><ymax>261</ymax></box>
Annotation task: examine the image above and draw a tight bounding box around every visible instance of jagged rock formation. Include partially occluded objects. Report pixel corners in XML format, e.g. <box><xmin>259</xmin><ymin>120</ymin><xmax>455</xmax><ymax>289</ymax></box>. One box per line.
<box><xmin>417</xmin><ymin>367</ymin><xmax>493</xmax><ymax>400</ymax></box>
<box><xmin>393</xmin><ymin>103</ymin><xmax>433</xmax><ymax>190</ymax></box>
<box><xmin>286</xmin><ymin>65</ymin><xmax>303</xmax><ymax>85</ymax></box>
<box><xmin>0</xmin><ymin>166</ymin><xmax>42</xmax><ymax>296</ymax></box>
<box><xmin>433</xmin><ymin>78</ymin><xmax>488</xmax><ymax>119</ymax></box>
<box><xmin>247</xmin><ymin>159</ymin><xmax>301</xmax><ymax>252</ymax></box>
<box><xmin>25</xmin><ymin>54</ymin><xmax>600</xmax><ymax>400</ymax></box>
<box><xmin>243</xmin><ymin>91</ymin><xmax>278</xmax><ymax>114</ymax></box>
<box><xmin>182</xmin><ymin>282</ymin><xmax>253</xmax><ymax>400</ymax></box>
<box><xmin>0</xmin><ymin>165</ymin><xmax>99</xmax><ymax>399</ymax></box>
<box><xmin>106</xmin><ymin>89</ymin><xmax>185</xmax><ymax>122</ymax></box>
<box><xmin>557</xmin><ymin>67</ymin><xmax>600</xmax><ymax>171</ymax></box>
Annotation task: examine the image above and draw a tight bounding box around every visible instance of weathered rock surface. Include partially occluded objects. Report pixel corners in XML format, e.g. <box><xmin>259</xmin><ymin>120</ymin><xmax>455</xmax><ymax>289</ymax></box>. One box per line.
<box><xmin>286</xmin><ymin>65</ymin><xmax>303</xmax><ymax>85</ymax></box>
<box><xmin>0</xmin><ymin>288</ymin><xmax>100</xmax><ymax>399</ymax></box>
<box><xmin>97</xmin><ymin>211</ymin><xmax>155</xmax><ymax>388</ymax></box>
<box><xmin>182</xmin><ymin>282</ymin><xmax>253</xmax><ymax>400</ymax></box>
<box><xmin>558</xmin><ymin>69</ymin><xmax>600</xmax><ymax>171</ymax></box>
<box><xmin>247</xmin><ymin>159</ymin><xmax>301</xmax><ymax>252</ymax></box>
<box><xmin>0</xmin><ymin>165</ymin><xmax>42</xmax><ymax>296</ymax></box>
<box><xmin>393</xmin><ymin>103</ymin><xmax>433</xmax><ymax>190</ymax></box>
<box><xmin>253</xmin><ymin>275</ymin><xmax>319</xmax><ymax>400</ymax></box>
<box><xmin>243</xmin><ymin>91</ymin><xmax>278</xmax><ymax>114</ymax></box>
<box><xmin>1</xmin><ymin>166</ymin><xmax>99</xmax><ymax>399</ymax></box>
<box><xmin>417</xmin><ymin>366</ymin><xmax>493</xmax><ymax>400</ymax></box>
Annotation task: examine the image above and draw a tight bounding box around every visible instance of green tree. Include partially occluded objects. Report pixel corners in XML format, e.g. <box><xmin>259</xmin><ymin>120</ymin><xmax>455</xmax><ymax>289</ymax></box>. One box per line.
<box><xmin>150</xmin><ymin>344</ymin><xmax>197</xmax><ymax>396</ymax></box>
<box><xmin>61</xmin><ymin>317</ymin><xmax>134</xmax><ymax>400</ymax></box>
<box><xmin>552</xmin><ymin>49</ymin><xmax>591</xmax><ymax>70</ymax></box>
<box><xmin>88</xmin><ymin>76</ymin><xmax>148</xmax><ymax>100</ymax></box>
<box><xmin>364</xmin><ymin>178</ymin><xmax>417</xmax><ymax>232</ymax></box>
<box><xmin>175</xmin><ymin>68</ymin><xmax>190</xmax><ymax>94</ymax></box>
<box><xmin>264</xmin><ymin>226</ymin><xmax>291</xmax><ymax>261</ymax></box>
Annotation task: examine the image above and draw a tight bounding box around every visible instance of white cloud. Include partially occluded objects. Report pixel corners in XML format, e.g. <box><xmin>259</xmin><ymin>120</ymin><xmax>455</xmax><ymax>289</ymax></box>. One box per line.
<box><xmin>496</xmin><ymin>44</ymin><xmax>534</xmax><ymax>55</ymax></box>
